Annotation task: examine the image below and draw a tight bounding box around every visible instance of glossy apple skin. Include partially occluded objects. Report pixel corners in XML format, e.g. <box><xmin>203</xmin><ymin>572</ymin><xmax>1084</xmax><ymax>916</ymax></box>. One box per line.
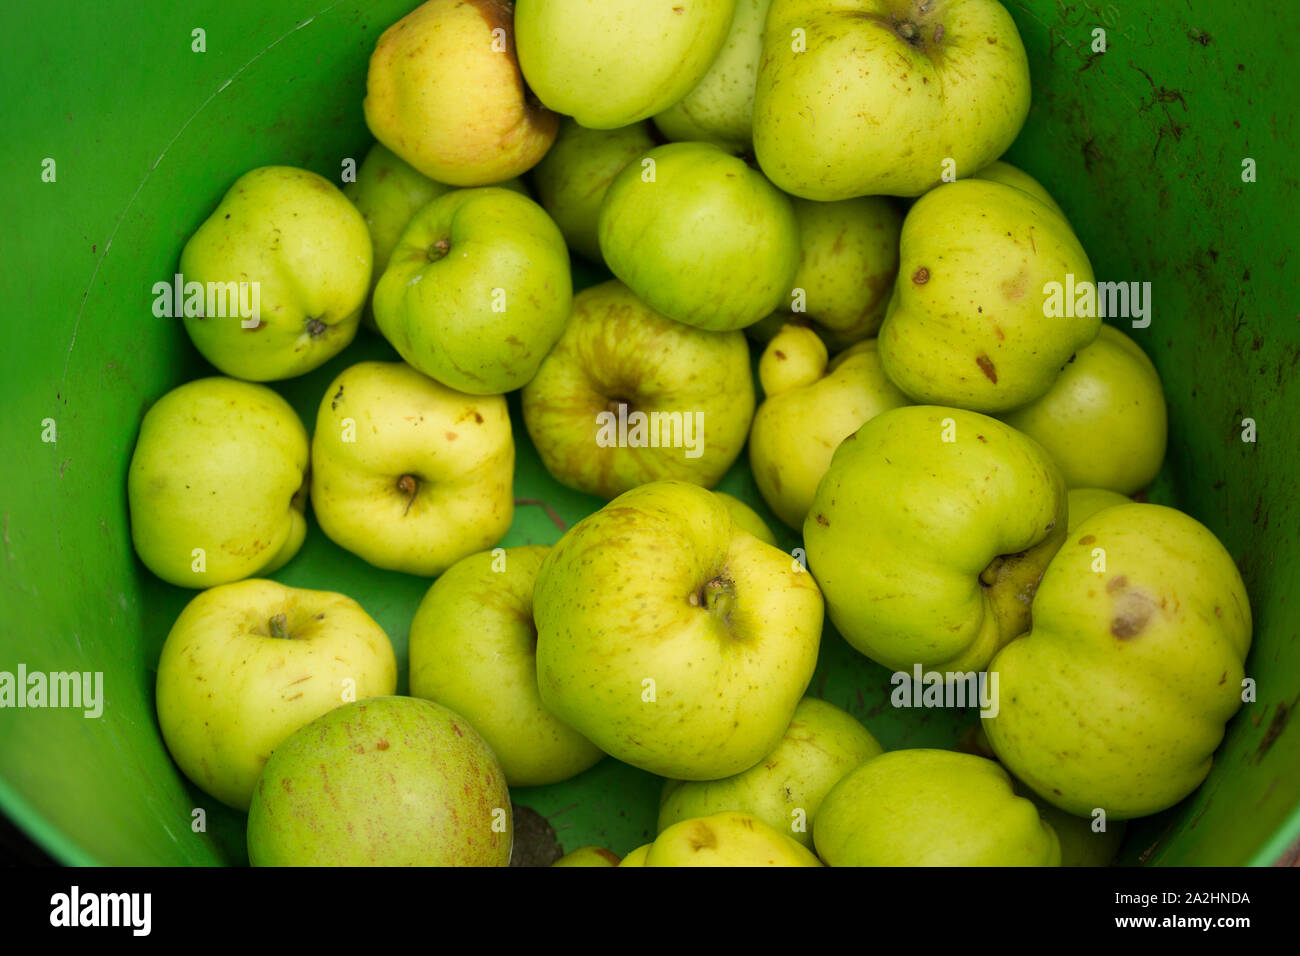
<box><xmin>804</xmin><ymin>405</ymin><xmax>1066</xmax><ymax>674</ymax></box>
<box><xmin>753</xmin><ymin>0</ymin><xmax>1030</xmax><ymax>199</ymax></box>
<box><xmin>156</xmin><ymin>580</ymin><xmax>397</xmax><ymax>811</ymax></box>
<box><xmin>984</xmin><ymin>504</ymin><xmax>1251</xmax><ymax>819</ymax></box>
<box><xmin>363</xmin><ymin>0</ymin><xmax>557</xmax><ymax>186</ymax></box>
<box><xmin>647</xmin><ymin>811</ymin><xmax>823</xmax><ymax>866</ymax></box>
<box><xmin>815</xmin><ymin>749</ymin><xmax>1061</xmax><ymax>866</ymax></box>
<box><xmin>534</xmin><ymin>481</ymin><xmax>823</xmax><ymax>780</ymax></box>
<box><xmin>247</xmin><ymin>696</ymin><xmax>513</xmax><ymax>866</ymax></box>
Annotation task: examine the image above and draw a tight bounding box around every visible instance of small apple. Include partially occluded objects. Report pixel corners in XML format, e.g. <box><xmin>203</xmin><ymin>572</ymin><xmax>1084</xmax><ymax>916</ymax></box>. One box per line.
<box><xmin>652</xmin><ymin>0</ymin><xmax>771</xmax><ymax>153</ymax></box>
<box><xmin>531</xmin><ymin>118</ymin><xmax>657</xmax><ymax>264</ymax></box>
<box><xmin>521</xmin><ymin>280</ymin><xmax>755</xmax><ymax>500</ymax></box>
<box><xmin>373</xmin><ymin>187</ymin><xmax>571</xmax><ymax>395</ymax></box>
<box><xmin>878</xmin><ymin>179</ymin><xmax>1098</xmax><ymax>412</ymax></box>
<box><xmin>750</xmin><ymin>328</ymin><xmax>909</xmax><ymax>529</ymax></box>
<box><xmin>983</xmin><ymin>504</ymin><xmax>1252</xmax><ymax>818</ymax></box>
<box><xmin>646</xmin><ymin>811</ymin><xmax>822</xmax><ymax>866</ymax></box>
<box><xmin>246</xmin><ymin>696</ymin><xmax>513</xmax><ymax>866</ymax></box>
<box><xmin>534</xmin><ymin>481</ymin><xmax>823</xmax><ymax>780</ymax></box>
<box><xmin>156</xmin><ymin>579</ymin><xmax>397</xmax><ymax>810</ymax></box>
<box><xmin>408</xmin><ymin>545</ymin><xmax>603</xmax><ymax>787</ymax></box>
<box><xmin>514</xmin><ymin>0</ymin><xmax>736</xmax><ymax>129</ymax></box>
<box><xmin>363</xmin><ymin>0</ymin><xmax>557</xmax><ymax>186</ymax></box>
<box><xmin>311</xmin><ymin>361</ymin><xmax>514</xmax><ymax>577</ymax></box>
<box><xmin>598</xmin><ymin>142</ymin><xmax>800</xmax><ymax>331</ymax></box>
<box><xmin>179</xmin><ymin>166</ymin><xmax>371</xmax><ymax>381</ymax></box>
<box><xmin>552</xmin><ymin>846</ymin><xmax>621</xmax><ymax>867</ymax></box>
<box><xmin>973</xmin><ymin>160</ymin><xmax>1067</xmax><ymax>220</ymax></box>
<box><xmin>753</xmin><ymin>0</ymin><xmax>1030</xmax><ymax>199</ymax></box>
<box><xmin>1067</xmin><ymin>488</ymin><xmax>1130</xmax><ymax>532</ymax></box>
<box><xmin>658</xmin><ymin>697</ymin><xmax>882</xmax><ymax>847</ymax></box>
<box><xmin>814</xmin><ymin>749</ymin><xmax>1061</xmax><ymax>866</ymax></box>
<box><xmin>1001</xmin><ymin>325</ymin><xmax>1168</xmax><ymax>494</ymax></box>
<box><xmin>128</xmin><ymin>377</ymin><xmax>308</xmax><ymax>588</ymax></box>
<box><xmin>804</xmin><ymin>405</ymin><xmax>1066</xmax><ymax>674</ymax></box>
<box><xmin>712</xmin><ymin>492</ymin><xmax>776</xmax><ymax>547</ymax></box>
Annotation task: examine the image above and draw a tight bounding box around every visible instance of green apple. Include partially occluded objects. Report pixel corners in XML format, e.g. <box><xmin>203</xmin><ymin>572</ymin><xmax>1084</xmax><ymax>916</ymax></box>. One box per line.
<box><xmin>598</xmin><ymin>142</ymin><xmax>800</xmax><ymax>331</ymax></box>
<box><xmin>658</xmin><ymin>697</ymin><xmax>882</xmax><ymax>847</ymax></box>
<box><xmin>128</xmin><ymin>377</ymin><xmax>308</xmax><ymax>588</ymax></box>
<box><xmin>753</xmin><ymin>0</ymin><xmax>1030</xmax><ymax>199</ymax></box>
<box><xmin>247</xmin><ymin>696</ymin><xmax>512</xmax><ymax>866</ymax></box>
<box><xmin>646</xmin><ymin>811</ymin><xmax>822</xmax><ymax>866</ymax></box>
<box><xmin>1067</xmin><ymin>488</ymin><xmax>1130</xmax><ymax>532</ymax></box>
<box><xmin>1001</xmin><ymin>325</ymin><xmax>1167</xmax><ymax>494</ymax></box>
<box><xmin>364</xmin><ymin>0</ymin><xmax>557</xmax><ymax>186</ymax></box>
<box><xmin>514</xmin><ymin>0</ymin><xmax>736</xmax><ymax>129</ymax></box>
<box><xmin>311</xmin><ymin>361</ymin><xmax>514</xmax><ymax>576</ymax></box>
<box><xmin>652</xmin><ymin>0</ymin><xmax>771</xmax><ymax>152</ymax></box>
<box><xmin>804</xmin><ymin>405</ymin><xmax>1066</xmax><ymax>674</ymax></box>
<box><xmin>156</xmin><ymin>580</ymin><xmax>396</xmax><ymax>810</ymax></box>
<box><xmin>878</xmin><ymin>179</ymin><xmax>1098</xmax><ymax>412</ymax></box>
<box><xmin>373</xmin><ymin>187</ymin><xmax>571</xmax><ymax>394</ymax></box>
<box><xmin>983</xmin><ymin>503</ymin><xmax>1252</xmax><ymax>818</ymax></box>
<box><xmin>781</xmin><ymin>196</ymin><xmax>904</xmax><ymax>349</ymax></box>
<box><xmin>179</xmin><ymin>166</ymin><xmax>370</xmax><ymax>381</ymax></box>
<box><xmin>534</xmin><ymin>481</ymin><xmax>823</xmax><ymax>780</ymax></box>
<box><xmin>619</xmin><ymin>844</ymin><xmax>651</xmax><ymax>867</ymax></box>
<box><xmin>521</xmin><ymin>280</ymin><xmax>755</xmax><ymax>499</ymax></box>
<box><xmin>751</xmin><ymin>329</ymin><xmax>909</xmax><ymax>529</ymax></box>
<box><xmin>531</xmin><ymin>119</ymin><xmax>657</xmax><ymax>264</ymax></box>
<box><xmin>552</xmin><ymin>846</ymin><xmax>621</xmax><ymax>867</ymax></box>
<box><xmin>973</xmin><ymin>160</ymin><xmax>1067</xmax><ymax>220</ymax></box>
<box><xmin>712</xmin><ymin>492</ymin><xmax>776</xmax><ymax>546</ymax></box>
<box><xmin>815</xmin><ymin>749</ymin><xmax>1061</xmax><ymax>866</ymax></box>
<box><xmin>408</xmin><ymin>545</ymin><xmax>603</xmax><ymax>787</ymax></box>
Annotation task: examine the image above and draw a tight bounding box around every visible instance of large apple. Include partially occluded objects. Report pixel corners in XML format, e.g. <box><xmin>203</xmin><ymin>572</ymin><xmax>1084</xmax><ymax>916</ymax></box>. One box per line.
<box><xmin>534</xmin><ymin>481</ymin><xmax>823</xmax><ymax>780</ymax></box>
<box><xmin>753</xmin><ymin>0</ymin><xmax>1030</xmax><ymax>199</ymax></box>
<box><xmin>646</xmin><ymin>812</ymin><xmax>822</xmax><ymax>866</ymax></box>
<box><xmin>373</xmin><ymin>187</ymin><xmax>571</xmax><ymax>395</ymax></box>
<box><xmin>598</xmin><ymin>142</ymin><xmax>800</xmax><ymax>331</ymax></box>
<box><xmin>878</xmin><ymin>179</ymin><xmax>1098</xmax><ymax>412</ymax></box>
<box><xmin>311</xmin><ymin>361</ymin><xmax>514</xmax><ymax>577</ymax></box>
<box><xmin>156</xmin><ymin>579</ymin><xmax>397</xmax><ymax>810</ymax></box>
<box><xmin>246</xmin><ymin>696</ymin><xmax>512</xmax><ymax>866</ymax></box>
<box><xmin>1001</xmin><ymin>325</ymin><xmax>1168</xmax><ymax>494</ymax></box>
<box><xmin>750</xmin><ymin>327</ymin><xmax>909</xmax><ymax>529</ymax></box>
<box><xmin>652</xmin><ymin>0</ymin><xmax>771</xmax><ymax>153</ymax></box>
<box><xmin>128</xmin><ymin>377</ymin><xmax>308</xmax><ymax>588</ymax></box>
<box><xmin>983</xmin><ymin>504</ymin><xmax>1252</xmax><ymax>818</ymax></box>
<box><xmin>521</xmin><ymin>280</ymin><xmax>754</xmax><ymax>499</ymax></box>
<box><xmin>179</xmin><ymin>166</ymin><xmax>371</xmax><ymax>381</ymax></box>
<box><xmin>814</xmin><ymin>750</ymin><xmax>1061</xmax><ymax>866</ymax></box>
<box><xmin>658</xmin><ymin>697</ymin><xmax>882</xmax><ymax>847</ymax></box>
<box><xmin>514</xmin><ymin>0</ymin><xmax>736</xmax><ymax>129</ymax></box>
<box><xmin>363</xmin><ymin>0</ymin><xmax>556</xmax><ymax>186</ymax></box>
<box><xmin>803</xmin><ymin>405</ymin><xmax>1066</xmax><ymax>674</ymax></box>
<box><xmin>531</xmin><ymin>119</ymin><xmax>657</xmax><ymax>265</ymax></box>
<box><xmin>408</xmin><ymin>545</ymin><xmax>604</xmax><ymax>787</ymax></box>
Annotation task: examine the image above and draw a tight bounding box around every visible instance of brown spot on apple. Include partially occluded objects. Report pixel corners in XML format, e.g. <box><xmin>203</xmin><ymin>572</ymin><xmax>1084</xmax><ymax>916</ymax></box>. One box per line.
<box><xmin>912</xmin><ymin>266</ymin><xmax>930</xmax><ymax>284</ymax></box>
<box><xmin>687</xmin><ymin>823</ymin><xmax>717</xmax><ymax>851</ymax></box>
<box><xmin>815</xmin><ymin>513</ymin><xmax>829</xmax><ymax>526</ymax></box>
<box><xmin>976</xmin><ymin>353</ymin><xmax>998</xmax><ymax>382</ymax></box>
<box><xmin>1078</xmin><ymin>535</ymin><xmax>1096</xmax><ymax>545</ymax></box>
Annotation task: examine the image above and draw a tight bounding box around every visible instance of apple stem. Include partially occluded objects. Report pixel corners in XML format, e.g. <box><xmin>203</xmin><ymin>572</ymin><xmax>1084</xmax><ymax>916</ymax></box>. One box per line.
<box><xmin>397</xmin><ymin>474</ymin><xmax>419</xmax><ymax>515</ymax></box>
<box><xmin>702</xmin><ymin>577</ymin><xmax>736</xmax><ymax>620</ymax></box>
<box><xmin>268</xmin><ymin>613</ymin><xmax>290</xmax><ymax>640</ymax></box>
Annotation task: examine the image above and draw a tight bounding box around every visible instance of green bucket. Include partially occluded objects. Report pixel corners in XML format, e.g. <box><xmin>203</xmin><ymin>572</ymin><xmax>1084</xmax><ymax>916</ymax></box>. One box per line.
<box><xmin>1</xmin><ymin>0</ymin><xmax>1296</xmax><ymax>866</ymax></box>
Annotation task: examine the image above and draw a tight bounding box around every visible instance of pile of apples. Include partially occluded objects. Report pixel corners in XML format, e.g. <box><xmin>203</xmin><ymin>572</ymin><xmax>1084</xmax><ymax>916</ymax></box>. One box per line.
<box><xmin>128</xmin><ymin>0</ymin><xmax>1252</xmax><ymax>867</ymax></box>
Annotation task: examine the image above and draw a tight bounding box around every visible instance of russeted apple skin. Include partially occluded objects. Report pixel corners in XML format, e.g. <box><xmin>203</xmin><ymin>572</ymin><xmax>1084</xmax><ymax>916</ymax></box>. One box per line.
<box><xmin>363</xmin><ymin>0</ymin><xmax>557</xmax><ymax>186</ymax></box>
<box><xmin>156</xmin><ymin>579</ymin><xmax>397</xmax><ymax>811</ymax></box>
<box><xmin>658</xmin><ymin>697</ymin><xmax>882</xmax><ymax>847</ymax></box>
<box><xmin>408</xmin><ymin>545</ymin><xmax>604</xmax><ymax>787</ymax></box>
<box><xmin>533</xmin><ymin>481</ymin><xmax>823</xmax><ymax>781</ymax></box>
<box><xmin>878</xmin><ymin>179</ymin><xmax>1099</xmax><ymax>413</ymax></box>
<box><xmin>598</xmin><ymin>142</ymin><xmax>800</xmax><ymax>332</ymax></box>
<box><xmin>814</xmin><ymin>750</ymin><xmax>1061</xmax><ymax>866</ymax></box>
<box><xmin>646</xmin><ymin>811</ymin><xmax>823</xmax><ymax>866</ymax></box>
<box><xmin>310</xmin><ymin>361</ymin><xmax>514</xmax><ymax>577</ymax></box>
<box><xmin>803</xmin><ymin>405</ymin><xmax>1067</xmax><ymax>674</ymax></box>
<box><xmin>128</xmin><ymin>377</ymin><xmax>309</xmax><ymax>588</ymax></box>
<box><xmin>983</xmin><ymin>504</ymin><xmax>1252</xmax><ymax>819</ymax></box>
<box><xmin>246</xmin><ymin>697</ymin><xmax>513</xmax><ymax>866</ymax></box>
<box><xmin>179</xmin><ymin>166</ymin><xmax>371</xmax><ymax>382</ymax></box>
<box><xmin>521</xmin><ymin>280</ymin><xmax>755</xmax><ymax>500</ymax></box>
<box><xmin>752</xmin><ymin>0</ymin><xmax>1030</xmax><ymax>199</ymax></box>
<box><xmin>1001</xmin><ymin>325</ymin><xmax>1168</xmax><ymax>495</ymax></box>
<box><xmin>514</xmin><ymin>0</ymin><xmax>736</xmax><ymax>130</ymax></box>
